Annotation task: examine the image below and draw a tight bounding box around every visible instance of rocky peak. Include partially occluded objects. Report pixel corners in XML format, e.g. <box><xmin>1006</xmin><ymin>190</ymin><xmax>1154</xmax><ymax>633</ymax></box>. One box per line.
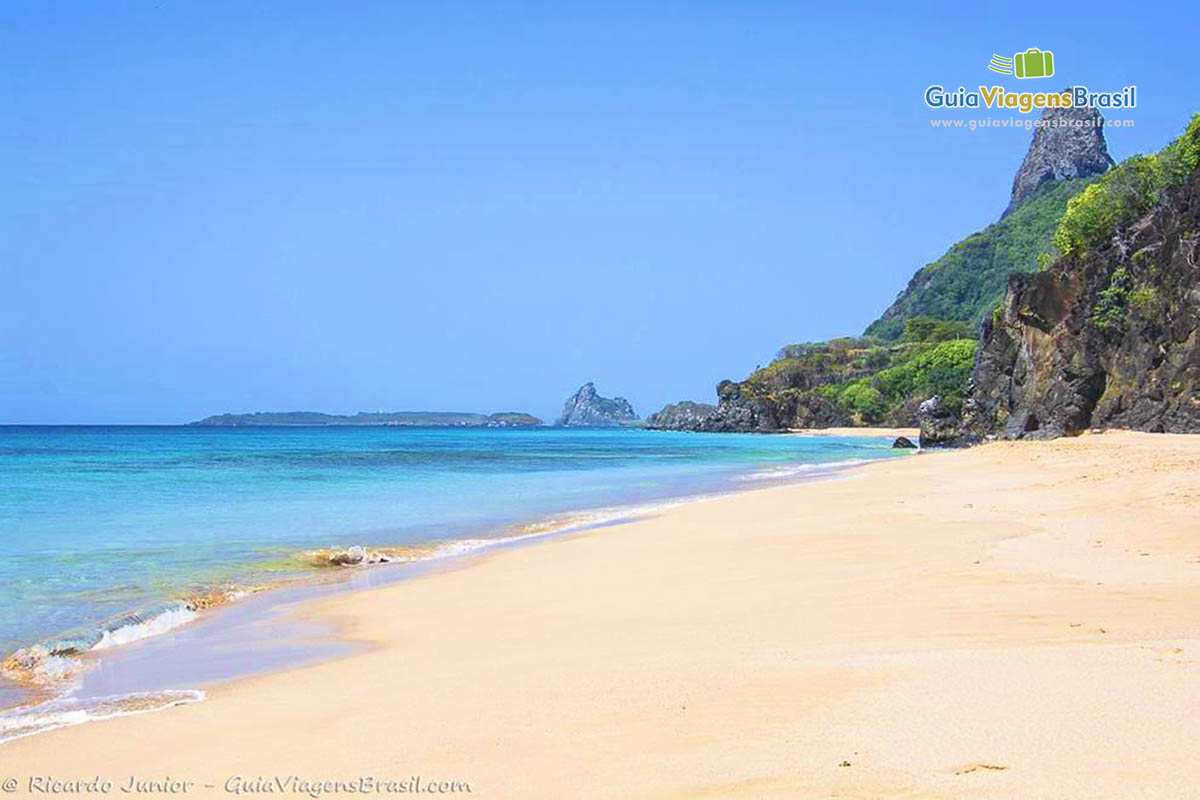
<box><xmin>1004</xmin><ymin>104</ymin><xmax>1114</xmax><ymax>216</ymax></box>
<box><xmin>556</xmin><ymin>382</ymin><xmax>639</xmax><ymax>427</ymax></box>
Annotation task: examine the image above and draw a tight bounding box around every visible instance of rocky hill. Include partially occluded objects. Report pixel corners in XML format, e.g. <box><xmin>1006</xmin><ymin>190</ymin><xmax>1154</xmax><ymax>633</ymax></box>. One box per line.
<box><xmin>1004</xmin><ymin>105</ymin><xmax>1116</xmax><ymax>215</ymax></box>
<box><xmin>647</xmin><ymin>107</ymin><xmax>1117</xmax><ymax>433</ymax></box>
<box><xmin>922</xmin><ymin>114</ymin><xmax>1200</xmax><ymax>445</ymax></box>
<box><xmin>647</xmin><ymin>327</ymin><xmax>975</xmax><ymax>431</ymax></box>
<box><xmin>866</xmin><ymin>106</ymin><xmax>1113</xmax><ymax>340</ymax></box>
<box><xmin>556</xmin><ymin>383</ymin><xmax>639</xmax><ymax>427</ymax></box>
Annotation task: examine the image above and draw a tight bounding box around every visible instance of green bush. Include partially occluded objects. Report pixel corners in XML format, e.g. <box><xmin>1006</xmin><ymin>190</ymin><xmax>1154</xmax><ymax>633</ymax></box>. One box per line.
<box><xmin>838</xmin><ymin>380</ymin><xmax>886</xmax><ymax>421</ymax></box>
<box><xmin>745</xmin><ymin>325</ymin><xmax>978</xmax><ymax>424</ymax></box>
<box><xmin>1092</xmin><ymin>266</ymin><xmax>1131</xmax><ymax>333</ymax></box>
<box><xmin>1054</xmin><ymin>156</ymin><xmax>1161</xmax><ymax>256</ymax></box>
<box><xmin>1056</xmin><ymin>113</ymin><xmax>1200</xmax><ymax>258</ymax></box>
<box><xmin>871</xmin><ymin>338</ymin><xmax>978</xmax><ymax>409</ymax></box>
<box><xmin>899</xmin><ymin>316</ymin><xmax>973</xmax><ymax>343</ymax></box>
<box><xmin>1128</xmin><ymin>286</ymin><xmax>1161</xmax><ymax>318</ymax></box>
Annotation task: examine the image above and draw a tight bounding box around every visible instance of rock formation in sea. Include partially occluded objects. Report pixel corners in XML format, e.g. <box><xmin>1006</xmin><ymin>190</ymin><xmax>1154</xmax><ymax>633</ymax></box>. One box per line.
<box><xmin>556</xmin><ymin>383</ymin><xmax>639</xmax><ymax>427</ymax></box>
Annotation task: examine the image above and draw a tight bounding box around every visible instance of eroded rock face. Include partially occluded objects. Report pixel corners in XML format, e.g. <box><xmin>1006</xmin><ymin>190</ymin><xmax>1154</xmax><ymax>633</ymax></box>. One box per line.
<box><xmin>706</xmin><ymin>380</ymin><xmax>851</xmax><ymax>431</ymax></box>
<box><xmin>925</xmin><ymin>165</ymin><xmax>1200</xmax><ymax>445</ymax></box>
<box><xmin>644</xmin><ymin>401</ymin><xmax>718</xmax><ymax>431</ymax></box>
<box><xmin>1004</xmin><ymin>105</ymin><xmax>1114</xmax><ymax>216</ymax></box>
<box><xmin>556</xmin><ymin>383</ymin><xmax>639</xmax><ymax>427</ymax></box>
<box><xmin>917</xmin><ymin>396</ymin><xmax>980</xmax><ymax>447</ymax></box>
<box><xmin>644</xmin><ymin>381</ymin><xmax>854</xmax><ymax>433</ymax></box>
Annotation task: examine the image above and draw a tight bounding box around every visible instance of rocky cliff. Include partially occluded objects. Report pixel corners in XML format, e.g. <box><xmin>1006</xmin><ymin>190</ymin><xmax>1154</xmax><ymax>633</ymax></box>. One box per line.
<box><xmin>648</xmin><ymin>381</ymin><xmax>850</xmax><ymax>432</ymax></box>
<box><xmin>556</xmin><ymin>383</ymin><xmax>639</xmax><ymax>427</ymax></box>
<box><xmin>643</xmin><ymin>401</ymin><xmax>719</xmax><ymax>431</ymax></box>
<box><xmin>922</xmin><ymin>114</ymin><xmax>1200</xmax><ymax>445</ymax></box>
<box><xmin>1004</xmin><ymin>105</ymin><xmax>1116</xmax><ymax>216</ymax></box>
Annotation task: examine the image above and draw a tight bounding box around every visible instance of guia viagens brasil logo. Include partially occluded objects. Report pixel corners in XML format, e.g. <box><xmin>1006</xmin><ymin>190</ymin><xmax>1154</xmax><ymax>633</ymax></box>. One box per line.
<box><xmin>989</xmin><ymin>48</ymin><xmax>1054</xmax><ymax>79</ymax></box>
<box><xmin>925</xmin><ymin>48</ymin><xmax>1136</xmax><ymax>112</ymax></box>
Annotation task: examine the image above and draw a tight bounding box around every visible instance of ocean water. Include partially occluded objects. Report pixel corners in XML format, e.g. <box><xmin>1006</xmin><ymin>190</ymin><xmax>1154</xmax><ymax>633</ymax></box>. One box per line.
<box><xmin>0</xmin><ymin>425</ymin><xmax>905</xmax><ymax>719</ymax></box>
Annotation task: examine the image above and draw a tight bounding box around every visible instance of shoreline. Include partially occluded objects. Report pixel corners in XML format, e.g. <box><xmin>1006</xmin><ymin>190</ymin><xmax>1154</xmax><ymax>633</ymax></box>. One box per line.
<box><xmin>787</xmin><ymin>426</ymin><xmax>919</xmax><ymax>438</ymax></box>
<box><xmin>7</xmin><ymin>431</ymin><xmax>1198</xmax><ymax>797</ymax></box>
<box><xmin>0</xmin><ymin>439</ymin><xmax>905</xmax><ymax>736</ymax></box>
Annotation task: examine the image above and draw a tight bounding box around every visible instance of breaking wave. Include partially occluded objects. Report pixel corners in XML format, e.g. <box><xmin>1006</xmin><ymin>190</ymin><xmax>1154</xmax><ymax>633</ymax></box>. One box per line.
<box><xmin>1</xmin><ymin>593</ymin><xmax>249</xmax><ymax>690</ymax></box>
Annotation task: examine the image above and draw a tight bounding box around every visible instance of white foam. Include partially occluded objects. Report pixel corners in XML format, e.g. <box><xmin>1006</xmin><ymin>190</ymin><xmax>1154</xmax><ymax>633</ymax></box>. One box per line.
<box><xmin>91</xmin><ymin>606</ymin><xmax>198</xmax><ymax>651</ymax></box>
<box><xmin>0</xmin><ymin>690</ymin><xmax>204</xmax><ymax>744</ymax></box>
<box><xmin>2</xmin><ymin>645</ymin><xmax>87</xmax><ymax>686</ymax></box>
<box><xmin>736</xmin><ymin>458</ymin><xmax>874</xmax><ymax>481</ymax></box>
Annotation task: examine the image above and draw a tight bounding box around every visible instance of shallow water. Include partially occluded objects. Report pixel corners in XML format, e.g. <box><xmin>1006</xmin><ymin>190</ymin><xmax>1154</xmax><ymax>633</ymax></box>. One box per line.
<box><xmin>0</xmin><ymin>425</ymin><xmax>905</xmax><ymax>725</ymax></box>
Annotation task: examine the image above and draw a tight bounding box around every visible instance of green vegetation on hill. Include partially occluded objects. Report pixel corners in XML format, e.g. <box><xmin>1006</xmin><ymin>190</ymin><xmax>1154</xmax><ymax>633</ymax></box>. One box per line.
<box><xmin>739</xmin><ymin>317</ymin><xmax>977</xmax><ymax>426</ymax></box>
<box><xmin>1056</xmin><ymin>113</ymin><xmax>1200</xmax><ymax>259</ymax></box>
<box><xmin>653</xmin><ymin>110</ymin><xmax>1127</xmax><ymax>432</ymax></box>
<box><xmin>865</xmin><ymin>177</ymin><xmax>1100</xmax><ymax>340</ymax></box>
<box><xmin>825</xmin><ymin>337</ymin><xmax>977</xmax><ymax>422</ymax></box>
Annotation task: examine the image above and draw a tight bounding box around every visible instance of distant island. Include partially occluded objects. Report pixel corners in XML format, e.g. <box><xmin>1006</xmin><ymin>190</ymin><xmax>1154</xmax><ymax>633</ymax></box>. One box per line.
<box><xmin>556</xmin><ymin>383</ymin><xmax>640</xmax><ymax>427</ymax></box>
<box><xmin>190</xmin><ymin>410</ymin><xmax>543</xmax><ymax>427</ymax></box>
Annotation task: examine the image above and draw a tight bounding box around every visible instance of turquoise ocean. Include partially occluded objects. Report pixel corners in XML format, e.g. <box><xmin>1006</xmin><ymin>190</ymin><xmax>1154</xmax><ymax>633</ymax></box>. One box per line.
<box><xmin>0</xmin><ymin>425</ymin><xmax>906</xmax><ymax>735</ymax></box>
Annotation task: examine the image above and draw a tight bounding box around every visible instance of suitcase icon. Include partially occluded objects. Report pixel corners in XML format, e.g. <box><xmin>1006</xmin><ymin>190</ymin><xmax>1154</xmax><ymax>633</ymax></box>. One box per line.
<box><xmin>1014</xmin><ymin>48</ymin><xmax>1054</xmax><ymax>79</ymax></box>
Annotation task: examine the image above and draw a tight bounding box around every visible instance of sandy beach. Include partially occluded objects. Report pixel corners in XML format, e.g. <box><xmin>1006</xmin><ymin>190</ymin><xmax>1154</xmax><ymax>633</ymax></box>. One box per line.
<box><xmin>7</xmin><ymin>431</ymin><xmax>1200</xmax><ymax>799</ymax></box>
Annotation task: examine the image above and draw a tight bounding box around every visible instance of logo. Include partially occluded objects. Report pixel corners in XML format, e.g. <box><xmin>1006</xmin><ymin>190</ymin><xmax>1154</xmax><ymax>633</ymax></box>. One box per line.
<box><xmin>923</xmin><ymin>46</ymin><xmax>1136</xmax><ymax>112</ymax></box>
<box><xmin>989</xmin><ymin>48</ymin><xmax>1055</xmax><ymax>79</ymax></box>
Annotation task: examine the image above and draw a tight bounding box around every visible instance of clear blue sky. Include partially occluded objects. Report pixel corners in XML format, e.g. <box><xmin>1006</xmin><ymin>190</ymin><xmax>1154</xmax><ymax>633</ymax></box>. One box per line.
<box><xmin>2</xmin><ymin>1</ymin><xmax>1194</xmax><ymax>423</ymax></box>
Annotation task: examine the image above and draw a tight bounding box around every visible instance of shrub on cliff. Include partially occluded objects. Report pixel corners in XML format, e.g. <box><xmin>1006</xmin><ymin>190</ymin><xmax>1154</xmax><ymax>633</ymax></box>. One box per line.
<box><xmin>899</xmin><ymin>317</ymin><xmax>973</xmax><ymax>343</ymax></box>
<box><xmin>1055</xmin><ymin>114</ymin><xmax>1200</xmax><ymax>257</ymax></box>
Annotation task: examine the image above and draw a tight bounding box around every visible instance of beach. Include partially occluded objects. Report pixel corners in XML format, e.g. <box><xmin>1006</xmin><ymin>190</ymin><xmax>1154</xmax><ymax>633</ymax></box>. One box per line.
<box><xmin>6</xmin><ymin>430</ymin><xmax>1200</xmax><ymax>798</ymax></box>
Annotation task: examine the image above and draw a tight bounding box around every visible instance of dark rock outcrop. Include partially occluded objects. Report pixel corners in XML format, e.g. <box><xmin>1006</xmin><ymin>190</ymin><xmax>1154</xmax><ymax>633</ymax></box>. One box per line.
<box><xmin>644</xmin><ymin>378</ymin><xmax>855</xmax><ymax>433</ymax></box>
<box><xmin>644</xmin><ymin>401</ymin><xmax>718</xmax><ymax>430</ymax></box>
<box><xmin>704</xmin><ymin>379</ymin><xmax>852</xmax><ymax>431</ymax></box>
<box><xmin>917</xmin><ymin>395</ymin><xmax>982</xmax><ymax>447</ymax></box>
<box><xmin>556</xmin><ymin>383</ymin><xmax>639</xmax><ymax>427</ymax></box>
<box><xmin>924</xmin><ymin>140</ymin><xmax>1200</xmax><ymax>446</ymax></box>
<box><xmin>1004</xmin><ymin>104</ymin><xmax>1115</xmax><ymax>217</ymax></box>
<box><xmin>891</xmin><ymin>436</ymin><xmax>917</xmax><ymax>449</ymax></box>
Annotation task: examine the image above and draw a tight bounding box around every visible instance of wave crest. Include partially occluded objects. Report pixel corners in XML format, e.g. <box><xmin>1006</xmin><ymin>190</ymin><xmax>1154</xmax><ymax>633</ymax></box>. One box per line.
<box><xmin>2</xmin><ymin>590</ymin><xmax>253</xmax><ymax>689</ymax></box>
